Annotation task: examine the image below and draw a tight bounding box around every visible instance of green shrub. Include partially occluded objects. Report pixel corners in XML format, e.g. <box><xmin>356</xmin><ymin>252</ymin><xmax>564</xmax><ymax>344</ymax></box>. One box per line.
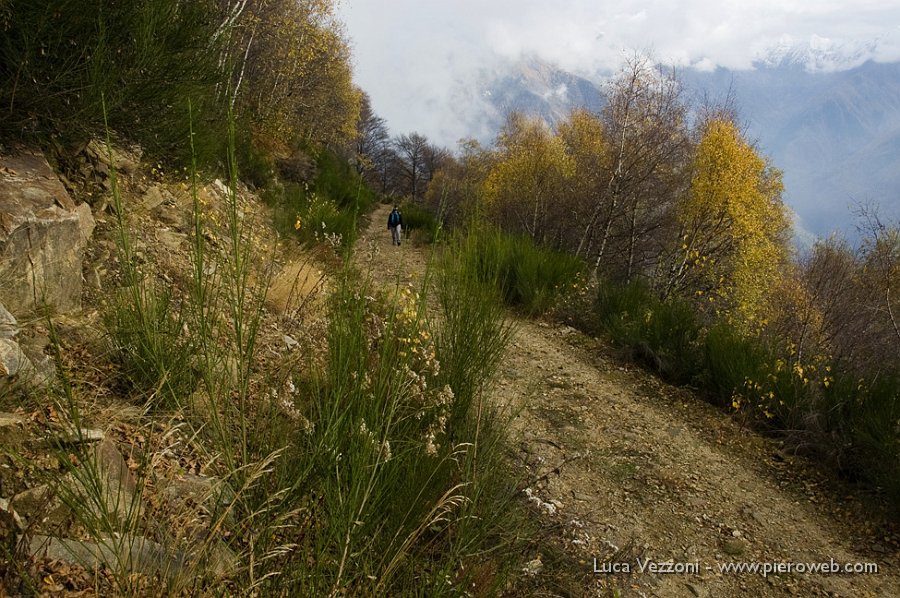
<box><xmin>264</xmin><ymin>149</ymin><xmax>378</xmax><ymax>249</ymax></box>
<box><xmin>641</xmin><ymin>299</ymin><xmax>703</xmax><ymax>384</ymax></box>
<box><xmin>236</xmin><ymin>139</ymin><xmax>276</xmax><ymax>190</ymax></box>
<box><xmin>313</xmin><ymin>149</ymin><xmax>377</xmax><ymax>212</ymax></box>
<box><xmin>595</xmin><ymin>280</ymin><xmax>702</xmax><ymax>384</ymax></box>
<box><xmin>399</xmin><ymin>202</ymin><xmax>441</xmax><ymax>244</ymax></box>
<box><xmin>463</xmin><ymin>229</ymin><xmax>583</xmax><ymax>315</ymax></box>
<box><xmin>595</xmin><ymin>279</ymin><xmax>653</xmax><ymax>346</ymax></box>
<box><xmin>825</xmin><ymin>371</ymin><xmax>900</xmax><ymax>505</ymax></box>
<box><xmin>700</xmin><ymin>324</ymin><xmax>768</xmax><ymax>409</ymax></box>
<box><xmin>267</xmin><ymin>183</ymin><xmax>356</xmax><ymax>248</ymax></box>
<box><xmin>0</xmin><ymin>0</ymin><xmax>227</xmax><ymax>163</ymax></box>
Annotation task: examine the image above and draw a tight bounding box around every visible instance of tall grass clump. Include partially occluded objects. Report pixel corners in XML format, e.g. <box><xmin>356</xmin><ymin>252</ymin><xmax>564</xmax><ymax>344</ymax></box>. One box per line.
<box><xmin>399</xmin><ymin>201</ymin><xmax>442</xmax><ymax>244</ymax></box>
<box><xmin>234</xmin><ymin>258</ymin><xmax>526</xmax><ymax>595</ymax></box>
<box><xmin>193</xmin><ymin>116</ymin><xmax>272</xmax><ymax>474</ymax></box>
<box><xmin>297</xmin><ymin>274</ymin><xmax>466</xmax><ymax>594</ymax></box>
<box><xmin>236</xmin><ymin>212</ymin><xmax>529</xmax><ymax>593</ymax></box>
<box><xmin>700</xmin><ymin>324</ymin><xmax>773</xmax><ymax>410</ymax></box>
<box><xmin>436</xmin><ymin>232</ymin><xmax>513</xmax><ymax>432</ymax></box>
<box><xmin>432</xmin><ymin>233</ymin><xmax>529</xmax><ymax>592</ymax></box>
<box><xmin>462</xmin><ymin>228</ymin><xmax>582</xmax><ymax>315</ymax></box>
<box><xmin>101</xmin><ymin>125</ymin><xmax>195</xmax><ymax>407</ymax></box>
<box><xmin>837</xmin><ymin>372</ymin><xmax>900</xmax><ymax>501</ymax></box>
<box><xmin>104</xmin><ymin>281</ymin><xmax>194</xmax><ymax>406</ymax></box>
<box><xmin>80</xmin><ymin>112</ymin><xmax>278</xmax><ymax>592</ymax></box>
<box><xmin>285</xmin><ymin>184</ymin><xmax>357</xmax><ymax>247</ymax></box>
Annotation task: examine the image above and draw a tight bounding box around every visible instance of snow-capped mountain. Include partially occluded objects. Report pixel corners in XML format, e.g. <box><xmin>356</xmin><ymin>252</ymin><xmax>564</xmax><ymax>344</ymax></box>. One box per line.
<box><xmin>756</xmin><ymin>36</ymin><xmax>882</xmax><ymax>73</ymax></box>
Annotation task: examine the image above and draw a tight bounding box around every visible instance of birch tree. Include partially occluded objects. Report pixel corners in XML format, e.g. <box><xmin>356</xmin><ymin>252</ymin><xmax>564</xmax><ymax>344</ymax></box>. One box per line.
<box><xmin>667</xmin><ymin>117</ymin><xmax>789</xmax><ymax>327</ymax></box>
<box><xmin>482</xmin><ymin>113</ymin><xmax>574</xmax><ymax>245</ymax></box>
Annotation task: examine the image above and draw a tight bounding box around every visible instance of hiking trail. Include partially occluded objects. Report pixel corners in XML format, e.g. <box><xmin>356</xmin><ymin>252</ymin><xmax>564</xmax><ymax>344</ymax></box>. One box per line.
<box><xmin>356</xmin><ymin>204</ymin><xmax>900</xmax><ymax>598</ymax></box>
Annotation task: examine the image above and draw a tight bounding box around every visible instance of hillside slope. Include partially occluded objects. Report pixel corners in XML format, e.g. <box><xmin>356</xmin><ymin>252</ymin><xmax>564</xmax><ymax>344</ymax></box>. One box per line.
<box><xmin>358</xmin><ymin>205</ymin><xmax>900</xmax><ymax>597</ymax></box>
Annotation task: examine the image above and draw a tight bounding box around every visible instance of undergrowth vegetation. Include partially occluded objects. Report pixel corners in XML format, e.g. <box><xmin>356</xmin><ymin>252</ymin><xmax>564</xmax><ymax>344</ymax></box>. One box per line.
<box><xmin>458</xmin><ymin>228</ymin><xmax>583</xmax><ymax>316</ymax></box>
<box><xmin>1</xmin><ymin>0</ymin><xmax>360</xmax><ymax>171</ymax></box>
<box><xmin>594</xmin><ymin>280</ymin><xmax>702</xmax><ymax>385</ymax></box>
<box><xmin>398</xmin><ymin>201</ymin><xmax>442</xmax><ymax>245</ymax></box>
<box><xmin>579</xmin><ymin>276</ymin><xmax>900</xmax><ymax>510</ymax></box>
<box><xmin>24</xmin><ymin>127</ymin><xmax>531</xmax><ymax>594</ymax></box>
<box><xmin>0</xmin><ymin>0</ymin><xmax>227</xmax><ymax>161</ymax></box>
<box><xmin>264</xmin><ymin>148</ymin><xmax>377</xmax><ymax>249</ymax></box>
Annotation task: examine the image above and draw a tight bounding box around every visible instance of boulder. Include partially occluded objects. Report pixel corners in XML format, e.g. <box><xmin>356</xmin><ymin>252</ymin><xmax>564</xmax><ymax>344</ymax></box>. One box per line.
<box><xmin>28</xmin><ymin>534</ymin><xmax>186</xmax><ymax>580</ymax></box>
<box><xmin>90</xmin><ymin>437</ymin><xmax>143</xmax><ymax>526</ymax></box>
<box><xmin>11</xmin><ymin>438</ymin><xmax>142</xmax><ymax>533</ymax></box>
<box><xmin>84</xmin><ymin>139</ymin><xmax>140</xmax><ymax>177</ymax></box>
<box><xmin>161</xmin><ymin>473</ymin><xmax>235</xmax><ymax>519</ymax></box>
<box><xmin>141</xmin><ymin>185</ymin><xmax>175</xmax><ymax>212</ymax></box>
<box><xmin>0</xmin><ymin>303</ymin><xmax>15</xmax><ymax>339</ymax></box>
<box><xmin>0</xmin><ymin>302</ymin><xmax>55</xmax><ymax>387</ymax></box>
<box><xmin>16</xmin><ymin>331</ymin><xmax>55</xmax><ymax>386</ymax></box>
<box><xmin>9</xmin><ymin>483</ymin><xmax>68</xmax><ymax>531</ymax></box>
<box><xmin>0</xmin><ymin>151</ymin><xmax>95</xmax><ymax>313</ymax></box>
<box><xmin>0</xmin><ymin>337</ymin><xmax>30</xmax><ymax>378</ymax></box>
<box><xmin>0</xmin><ymin>411</ymin><xmax>26</xmax><ymax>449</ymax></box>
<box><xmin>43</xmin><ymin>427</ymin><xmax>106</xmax><ymax>447</ymax></box>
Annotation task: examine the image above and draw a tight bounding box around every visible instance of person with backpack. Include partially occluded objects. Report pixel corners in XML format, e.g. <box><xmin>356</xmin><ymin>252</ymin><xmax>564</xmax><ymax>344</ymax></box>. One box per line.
<box><xmin>387</xmin><ymin>205</ymin><xmax>403</xmax><ymax>246</ymax></box>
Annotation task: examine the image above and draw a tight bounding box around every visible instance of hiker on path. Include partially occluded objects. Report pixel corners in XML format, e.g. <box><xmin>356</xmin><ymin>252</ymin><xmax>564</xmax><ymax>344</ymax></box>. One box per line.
<box><xmin>388</xmin><ymin>205</ymin><xmax>403</xmax><ymax>246</ymax></box>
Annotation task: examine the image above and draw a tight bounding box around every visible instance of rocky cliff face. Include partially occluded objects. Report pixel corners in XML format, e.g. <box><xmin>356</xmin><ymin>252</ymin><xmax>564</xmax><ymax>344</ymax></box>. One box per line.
<box><xmin>0</xmin><ymin>151</ymin><xmax>95</xmax><ymax>315</ymax></box>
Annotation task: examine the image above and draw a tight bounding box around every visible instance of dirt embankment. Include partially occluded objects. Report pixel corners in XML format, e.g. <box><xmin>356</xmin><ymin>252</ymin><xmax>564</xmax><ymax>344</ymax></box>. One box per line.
<box><xmin>358</xmin><ymin>204</ymin><xmax>900</xmax><ymax>598</ymax></box>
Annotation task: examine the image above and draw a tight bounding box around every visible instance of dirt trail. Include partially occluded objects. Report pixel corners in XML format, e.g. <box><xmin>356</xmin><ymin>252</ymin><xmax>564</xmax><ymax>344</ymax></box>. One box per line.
<box><xmin>356</xmin><ymin>205</ymin><xmax>900</xmax><ymax>597</ymax></box>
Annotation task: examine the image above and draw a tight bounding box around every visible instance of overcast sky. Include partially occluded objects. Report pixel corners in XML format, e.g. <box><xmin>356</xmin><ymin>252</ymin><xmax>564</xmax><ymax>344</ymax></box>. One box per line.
<box><xmin>336</xmin><ymin>0</ymin><xmax>900</xmax><ymax>147</ymax></box>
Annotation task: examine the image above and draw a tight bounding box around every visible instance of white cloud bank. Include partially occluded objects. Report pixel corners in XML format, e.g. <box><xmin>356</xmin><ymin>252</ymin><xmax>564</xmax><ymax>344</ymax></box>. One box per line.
<box><xmin>337</xmin><ymin>0</ymin><xmax>900</xmax><ymax>145</ymax></box>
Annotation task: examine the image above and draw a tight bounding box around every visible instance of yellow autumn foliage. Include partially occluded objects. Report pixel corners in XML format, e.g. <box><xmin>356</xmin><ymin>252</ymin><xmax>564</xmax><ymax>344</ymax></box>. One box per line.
<box><xmin>679</xmin><ymin>118</ymin><xmax>790</xmax><ymax>330</ymax></box>
<box><xmin>229</xmin><ymin>0</ymin><xmax>360</xmax><ymax>147</ymax></box>
<box><xmin>482</xmin><ymin>113</ymin><xmax>574</xmax><ymax>243</ymax></box>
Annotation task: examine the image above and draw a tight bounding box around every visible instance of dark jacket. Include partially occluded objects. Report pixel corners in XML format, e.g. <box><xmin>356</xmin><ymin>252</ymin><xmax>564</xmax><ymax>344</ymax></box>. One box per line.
<box><xmin>387</xmin><ymin>209</ymin><xmax>403</xmax><ymax>229</ymax></box>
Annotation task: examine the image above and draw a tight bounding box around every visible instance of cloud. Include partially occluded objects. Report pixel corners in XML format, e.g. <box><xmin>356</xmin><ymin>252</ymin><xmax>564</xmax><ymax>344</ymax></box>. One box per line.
<box><xmin>337</xmin><ymin>0</ymin><xmax>900</xmax><ymax>145</ymax></box>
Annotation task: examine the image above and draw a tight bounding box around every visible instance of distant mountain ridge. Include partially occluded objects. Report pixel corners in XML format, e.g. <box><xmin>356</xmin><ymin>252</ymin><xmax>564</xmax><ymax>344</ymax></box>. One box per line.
<box><xmin>688</xmin><ymin>59</ymin><xmax>900</xmax><ymax>241</ymax></box>
<box><xmin>474</xmin><ymin>54</ymin><xmax>900</xmax><ymax>245</ymax></box>
<box><xmin>481</xmin><ymin>58</ymin><xmax>605</xmax><ymax>126</ymax></box>
<box><xmin>756</xmin><ymin>36</ymin><xmax>882</xmax><ymax>73</ymax></box>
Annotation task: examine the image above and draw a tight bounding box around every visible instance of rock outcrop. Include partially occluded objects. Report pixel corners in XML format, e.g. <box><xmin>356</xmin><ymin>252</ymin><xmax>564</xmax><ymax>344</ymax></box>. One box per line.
<box><xmin>0</xmin><ymin>300</ymin><xmax>53</xmax><ymax>386</ymax></box>
<box><xmin>0</xmin><ymin>150</ymin><xmax>95</xmax><ymax>314</ymax></box>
